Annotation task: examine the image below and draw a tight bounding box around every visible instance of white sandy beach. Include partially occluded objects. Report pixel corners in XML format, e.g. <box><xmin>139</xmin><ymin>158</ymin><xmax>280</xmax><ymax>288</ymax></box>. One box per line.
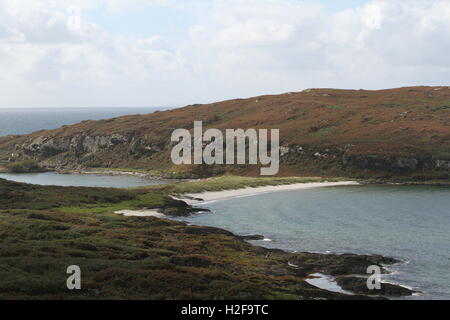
<box><xmin>180</xmin><ymin>181</ymin><xmax>360</xmax><ymax>205</ymax></box>
<box><xmin>115</xmin><ymin>209</ymin><xmax>166</xmax><ymax>218</ymax></box>
<box><xmin>115</xmin><ymin>181</ymin><xmax>359</xmax><ymax>217</ymax></box>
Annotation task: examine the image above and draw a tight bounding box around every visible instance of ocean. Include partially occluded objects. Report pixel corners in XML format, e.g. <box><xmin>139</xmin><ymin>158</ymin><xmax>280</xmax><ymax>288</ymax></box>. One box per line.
<box><xmin>0</xmin><ymin>107</ymin><xmax>168</xmax><ymax>137</ymax></box>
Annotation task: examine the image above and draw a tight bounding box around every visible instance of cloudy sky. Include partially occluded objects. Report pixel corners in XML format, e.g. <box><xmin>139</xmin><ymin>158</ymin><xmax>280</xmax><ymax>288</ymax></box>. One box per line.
<box><xmin>0</xmin><ymin>0</ymin><xmax>449</xmax><ymax>108</ymax></box>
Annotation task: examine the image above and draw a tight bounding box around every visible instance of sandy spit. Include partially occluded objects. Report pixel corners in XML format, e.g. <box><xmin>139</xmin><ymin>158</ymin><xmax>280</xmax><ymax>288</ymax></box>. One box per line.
<box><xmin>115</xmin><ymin>209</ymin><xmax>166</xmax><ymax>218</ymax></box>
<box><xmin>116</xmin><ymin>181</ymin><xmax>359</xmax><ymax>216</ymax></box>
<box><xmin>180</xmin><ymin>181</ymin><xmax>360</xmax><ymax>205</ymax></box>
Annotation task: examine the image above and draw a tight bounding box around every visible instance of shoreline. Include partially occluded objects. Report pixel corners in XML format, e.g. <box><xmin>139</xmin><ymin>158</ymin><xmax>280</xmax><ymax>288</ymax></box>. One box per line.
<box><xmin>58</xmin><ymin>169</ymin><xmax>174</xmax><ymax>181</ymax></box>
<box><xmin>0</xmin><ymin>168</ymin><xmax>190</xmax><ymax>184</ymax></box>
<box><xmin>2</xmin><ymin>163</ymin><xmax>449</xmax><ymax>186</ymax></box>
<box><xmin>114</xmin><ymin>181</ymin><xmax>360</xmax><ymax>218</ymax></box>
<box><xmin>115</xmin><ymin>209</ymin><xmax>166</xmax><ymax>218</ymax></box>
<box><xmin>179</xmin><ymin>181</ymin><xmax>360</xmax><ymax>205</ymax></box>
<box><xmin>113</xmin><ymin>180</ymin><xmax>418</xmax><ymax>299</ymax></box>
<box><xmin>114</xmin><ymin>210</ymin><xmax>414</xmax><ymax>299</ymax></box>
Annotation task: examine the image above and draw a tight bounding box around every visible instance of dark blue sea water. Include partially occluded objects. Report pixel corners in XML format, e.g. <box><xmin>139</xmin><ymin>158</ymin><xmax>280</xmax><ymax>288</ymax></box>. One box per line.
<box><xmin>178</xmin><ymin>185</ymin><xmax>450</xmax><ymax>300</ymax></box>
<box><xmin>0</xmin><ymin>107</ymin><xmax>168</xmax><ymax>137</ymax></box>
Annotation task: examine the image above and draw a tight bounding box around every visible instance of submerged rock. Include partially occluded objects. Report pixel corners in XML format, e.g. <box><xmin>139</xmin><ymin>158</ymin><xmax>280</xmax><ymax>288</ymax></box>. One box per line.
<box><xmin>335</xmin><ymin>276</ymin><xmax>415</xmax><ymax>297</ymax></box>
<box><xmin>239</xmin><ymin>234</ymin><xmax>265</xmax><ymax>241</ymax></box>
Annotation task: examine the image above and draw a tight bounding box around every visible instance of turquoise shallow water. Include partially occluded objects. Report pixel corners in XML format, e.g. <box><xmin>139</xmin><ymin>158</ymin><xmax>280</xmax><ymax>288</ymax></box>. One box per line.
<box><xmin>0</xmin><ymin>172</ymin><xmax>171</xmax><ymax>188</ymax></box>
<box><xmin>177</xmin><ymin>185</ymin><xmax>450</xmax><ymax>300</ymax></box>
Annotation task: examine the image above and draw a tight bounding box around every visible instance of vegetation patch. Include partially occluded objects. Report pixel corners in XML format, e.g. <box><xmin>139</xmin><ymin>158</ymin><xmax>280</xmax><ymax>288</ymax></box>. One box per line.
<box><xmin>59</xmin><ymin>193</ymin><xmax>167</xmax><ymax>214</ymax></box>
<box><xmin>310</xmin><ymin>126</ymin><xmax>337</xmax><ymax>137</ymax></box>
<box><xmin>6</xmin><ymin>160</ymin><xmax>46</xmax><ymax>173</ymax></box>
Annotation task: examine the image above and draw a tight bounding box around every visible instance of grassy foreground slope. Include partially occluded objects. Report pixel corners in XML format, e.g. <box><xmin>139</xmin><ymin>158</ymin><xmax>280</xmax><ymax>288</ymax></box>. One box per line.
<box><xmin>0</xmin><ymin>86</ymin><xmax>449</xmax><ymax>179</ymax></box>
<box><xmin>0</xmin><ymin>177</ymin><xmax>408</xmax><ymax>300</ymax></box>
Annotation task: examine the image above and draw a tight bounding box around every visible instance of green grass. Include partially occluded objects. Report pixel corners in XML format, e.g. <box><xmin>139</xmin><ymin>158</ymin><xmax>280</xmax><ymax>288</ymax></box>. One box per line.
<box><xmin>325</xmin><ymin>105</ymin><xmax>343</xmax><ymax>110</ymax></box>
<box><xmin>0</xmin><ymin>206</ymin><xmax>309</xmax><ymax>299</ymax></box>
<box><xmin>0</xmin><ymin>178</ymin><xmax>137</xmax><ymax>211</ymax></box>
<box><xmin>59</xmin><ymin>193</ymin><xmax>166</xmax><ymax>214</ymax></box>
<box><xmin>310</xmin><ymin>126</ymin><xmax>337</xmax><ymax>137</ymax></box>
<box><xmin>5</xmin><ymin>160</ymin><xmax>46</xmax><ymax>173</ymax></box>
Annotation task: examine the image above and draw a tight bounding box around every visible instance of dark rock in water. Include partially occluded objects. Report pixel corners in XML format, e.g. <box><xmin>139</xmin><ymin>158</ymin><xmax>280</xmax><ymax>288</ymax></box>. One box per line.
<box><xmin>159</xmin><ymin>197</ymin><xmax>211</xmax><ymax>217</ymax></box>
<box><xmin>160</xmin><ymin>206</ymin><xmax>210</xmax><ymax>217</ymax></box>
<box><xmin>336</xmin><ymin>254</ymin><xmax>396</xmax><ymax>275</ymax></box>
<box><xmin>336</xmin><ymin>276</ymin><xmax>415</xmax><ymax>297</ymax></box>
<box><xmin>288</xmin><ymin>252</ymin><xmax>400</xmax><ymax>276</ymax></box>
<box><xmin>295</xmin><ymin>281</ymin><xmax>384</xmax><ymax>300</ymax></box>
<box><xmin>239</xmin><ymin>234</ymin><xmax>265</xmax><ymax>241</ymax></box>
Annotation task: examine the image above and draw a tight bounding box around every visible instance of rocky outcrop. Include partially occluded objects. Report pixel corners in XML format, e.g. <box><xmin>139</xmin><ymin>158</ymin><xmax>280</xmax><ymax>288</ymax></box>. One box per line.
<box><xmin>435</xmin><ymin>159</ymin><xmax>450</xmax><ymax>170</ymax></box>
<box><xmin>7</xmin><ymin>133</ymin><xmax>450</xmax><ymax>176</ymax></box>
<box><xmin>280</xmin><ymin>145</ymin><xmax>305</xmax><ymax>157</ymax></box>
<box><xmin>130</xmin><ymin>137</ymin><xmax>162</xmax><ymax>155</ymax></box>
<box><xmin>21</xmin><ymin>134</ymin><xmax>131</xmax><ymax>156</ymax></box>
<box><xmin>239</xmin><ymin>234</ymin><xmax>265</xmax><ymax>241</ymax></box>
<box><xmin>343</xmin><ymin>155</ymin><xmax>450</xmax><ymax>172</ymax></box>
<box><xmin>335</xmin><ymin>276</ymin><xmax>415</xmax><ymax>297</ymax></box>
<box><xmin>343</xmin><ymin>155</ymin><xmax>420</xmax><ymax>171</ymax></box>
<box><xmin>159</xmin><ymin>197</ymin><xmax>212</xmax><ymax>217</ymax></box>
<box><xmin>22</xmin><ymin>136</ymin><xmax>71</xmax><ymax>156</ymax></box>
<box><xmin>279</xmin><ymin>143</ymin><xmax>448</xmax><ymax>173</ymax></box>
<box><xmin>16</xmin><ymin>133</ymin><xmax>164</xmax><ymax>164</ymax></box>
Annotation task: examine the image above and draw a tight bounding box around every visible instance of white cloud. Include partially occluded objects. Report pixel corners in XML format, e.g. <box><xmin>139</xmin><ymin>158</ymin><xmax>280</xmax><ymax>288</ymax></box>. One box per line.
<box><xmin>0</xmin><ymin>0</ymin><xmax>449</xmax><ymax>107</ymax></box>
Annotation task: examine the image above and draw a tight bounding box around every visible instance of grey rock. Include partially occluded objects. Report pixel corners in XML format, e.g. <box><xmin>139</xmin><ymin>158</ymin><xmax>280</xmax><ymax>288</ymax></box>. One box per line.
<box><xmin>435</xmin><ymin>159</ymin><xmax>450</xmax><ymax>170</ymax></box>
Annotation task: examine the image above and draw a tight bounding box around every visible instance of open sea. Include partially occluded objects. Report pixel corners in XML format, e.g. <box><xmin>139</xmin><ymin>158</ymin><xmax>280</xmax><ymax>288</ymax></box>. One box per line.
<box><xmin>0</xmin><ymin>107</ymin><xmax>167</xmax><ymax>137</ymax></box>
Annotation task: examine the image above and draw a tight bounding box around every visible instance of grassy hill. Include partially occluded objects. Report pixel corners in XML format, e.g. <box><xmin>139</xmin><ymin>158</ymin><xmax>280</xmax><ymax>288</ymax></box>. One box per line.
<box><xmin>0</xmin><ymin>86</ymin><xmax>449</xmax><ymax>180</ymax></box>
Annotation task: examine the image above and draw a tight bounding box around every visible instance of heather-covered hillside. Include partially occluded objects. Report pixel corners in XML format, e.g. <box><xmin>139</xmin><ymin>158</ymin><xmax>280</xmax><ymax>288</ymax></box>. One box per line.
<box><xmin>0</xmin><ymin>86</ymin><xmax>449</xmax><ymax>179</ymax></box>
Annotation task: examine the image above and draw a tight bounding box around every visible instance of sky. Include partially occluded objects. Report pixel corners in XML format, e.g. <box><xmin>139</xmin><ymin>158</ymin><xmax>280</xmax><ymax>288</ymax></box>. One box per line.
<box><xmin>0</xmin><ymin>0</ymin><xmax>449</xmax><ymax>108</ymax></box>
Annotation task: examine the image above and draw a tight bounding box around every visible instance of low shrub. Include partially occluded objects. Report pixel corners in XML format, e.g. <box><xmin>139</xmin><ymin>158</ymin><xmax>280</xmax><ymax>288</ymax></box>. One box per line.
<box><xmin>6</xmin><ymin>160</ymin><xmax>45</xmax><ymax>173</ymax></box>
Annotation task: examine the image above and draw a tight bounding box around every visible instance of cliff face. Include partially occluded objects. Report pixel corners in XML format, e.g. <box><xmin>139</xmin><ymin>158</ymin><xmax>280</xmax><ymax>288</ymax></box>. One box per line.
<box><xmin>6</xmin><ymin>133</ymin><xmax>165</xmax><ymax>172</ymax></box>
<box><xmin>1</xmin><ymin>86</ymin><xmax>449</xmax><ymax>178</ymax></box>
